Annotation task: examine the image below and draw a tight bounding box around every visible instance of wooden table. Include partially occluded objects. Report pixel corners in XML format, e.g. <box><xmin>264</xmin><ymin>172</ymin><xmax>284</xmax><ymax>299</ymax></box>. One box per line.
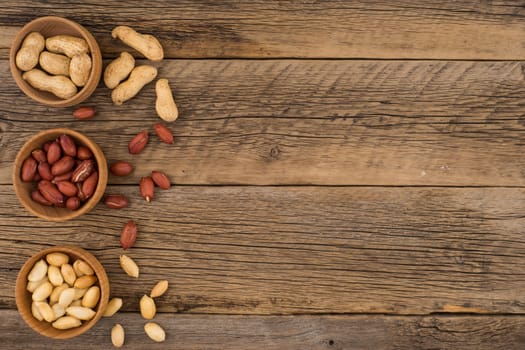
<box><xmin>2</xmin><ymin>1</ymin><xmax>525</xmax><ymax>348</ymax></box>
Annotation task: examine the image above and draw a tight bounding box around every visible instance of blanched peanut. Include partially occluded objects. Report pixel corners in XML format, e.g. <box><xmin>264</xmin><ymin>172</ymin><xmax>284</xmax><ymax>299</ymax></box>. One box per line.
<box><xmin>52</xmin><ymin>303</ymin><xmax>66</xmax><ymax>319</ymax></box>
<box><xmin>22</xmin><ymin>69</ymin><xmax>77</xmax><ymax>99</ymax></box>
<box><xmin>58</xmin><ymin>288</ymin><xmax>76</xmax><ymax>307</ymax></box>
<box><xmin>52</xmin><ymin>316</ymin><xmax>82</xmax><ymax>329</ymax></box>
<box><xmin>150</xmin><ymin>280</ymin><xmax>168</xmax><ymax>298</ymax></box>
<box><xmin>111</xmin><ymin>324</ymin><xmax>125</xmax><ymax>347</ymax></box>
<box><xmin>32</xmin><ymin>281</ymin><xmax>53</xmax><ymax>301</ymax></box>
<box><xmin>111</xmin><ymin>65</ymin><xmax>157</xmax><ymax>105</ymax></box>
<box><xmin>66</xmin><ymin>306</ymin><xmax>96</xmax><ymax>320</ymax></box>
<box><xmin>74</xmin><ymin>275</ymin><xmax>97</xmax><ymax>289</ymax></box>
<box><xmin>112</xmin><ymin>26</ymin><xmax>163</xmax><ymax>61</ymax></box>
<box><xmin>73</xmin><ymin>259</ymin><xmax>94</xmax><ymax>276</ymax></box>
<box><xmin>104</xmin><ymin>51</ymin><xmax>135</xmax><ymax>89</ymax></box>
<box><xmin>144</xmin><ymin>322</ymin><xmax>165</xmax><ymax>342</ymax></box>
<box><xmin>28</xmin><ymin>259</ymin><xmax>47</xmax><ymax>282</ymax></box>
<box><xmin>31</xmin><ymin>301</ymin><xmax>44</xmax><ymax>321</ymax></box>
<box><xmin>119</xmin><ymin>254</ymin><xmax>139</xmax><ymax>278</ymax></box>
<box><xmin>35</xmin><ymin>301</ymin><xmax>55</xmax><ymax>322</ymax></box>
<box><xmin>48</xmin><ymin>265</ymin><xmax>63</xmax><ymax>286</ymax></box>
<box><xmin>27</xmin><ymin>277</ymin><xmax>48</xmax><ymax>293</ymax></box>
<box><xmin>82</xmin><ymin>286</ymin><xmax>100</xmax><ymax>308</ymax></box>
<box><xmin>139</xmin><ymin>294</ymin><xmax>156</xmax><ymax>319</ymax></box>
<box><xmin>46</xmin><ymin>252</ymin><xmax>69</xmax><ymax>266</ymax></box>
<box><xmin>16</xmin><ymin>32</ymin><xmax>45</xmax><ymax>71</ymax></box>
<box><xmin>61</xmin><ymin>264</ymin><xmax>76</xmax><ymax>286</ymax></box>
<box><xmin>39</xmin><ymin>51</ymin><xmax>70</xmax><ymax>76</ymax></box>
<box><xmin>49</xmin><ymin>283</ymin><xmax>69</xmax><ymax>305</ymax></box>
<box><xmin>103</xmin><ymin>297</ymin><xmax>123</xmax><ymax>317</ymax></box>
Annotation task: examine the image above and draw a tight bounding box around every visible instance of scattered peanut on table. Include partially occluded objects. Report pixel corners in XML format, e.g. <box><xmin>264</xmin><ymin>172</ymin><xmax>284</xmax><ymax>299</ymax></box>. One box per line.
<box><xmin>119</xmin><ymin>254</ymin><xmax>139</xmax><ymax>278</ymax></box>
<box><xmin>139</xmin><ymin>294</ymin><xmax>156</xmax><ymax>319</ymax></box>
<box><xmin>155</xmin><ymin>79</ymin><xmax>179</xmax><ymax>122</ymax></box>
<box><xmin>120</xmin><ymin>220</ymin><xmax>137</xmax><ymax>250</ymax></box>
<box><xmin>144</xmin><ymin>322</ymin><xmax>166</xmax><ymax>342</ymax></box>
<box><xmin>111</xmin><ymin>65</ymin><xmax>157</xmax><ymax>105</ymax></box>
<box><xmin>153</xmin><ymin>123</ymin><xmax>174</xmax><ymax>144</ymax></box>
<box><xmin>111</xmin><ymin>323</ymin><xmax>125</xmax><ymax>347</ymax></box>
<box><xmin>103</xmin><ymin>298</ymin><xmax>123</xmax><ymax>317</ymax></box>
<box><xmin>19</xmin><ymin>23</ymin><xmax>179</xmax><ymax>345</ymax></box>
<box><xmin>150</xmin><ymin>280</ymin><xmax>168</xmax><ymax>298</ymax></box>
<box><xmin>104</xmin><ymin>51</ymin><xmax>135</xmax><ymax>89</ymax></box>
<box><xmin>111</xmin><ymin>26</ymin><xmax>164</xmax><ymax>61</ymax></box>
<box><xmin>104</xmin><ymin>194</ymin><xmax>129</xmax><ymax>209</ymax></box>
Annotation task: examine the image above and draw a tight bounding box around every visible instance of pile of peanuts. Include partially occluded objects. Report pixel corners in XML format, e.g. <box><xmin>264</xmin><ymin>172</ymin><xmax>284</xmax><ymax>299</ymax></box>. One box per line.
<box><xmin>27</xmin><ymin>252</ymin><xmax>100</xmax><ymax>329</ymax></box>
<box><xmin>16</xmin><ymin>33</ymin><xmax>92</xmax><ymax>99</ymax></box>
<box><xmin>20</xmin><ymin>134</ymin><xmax>98</xmax><ymax>210</ymax></box>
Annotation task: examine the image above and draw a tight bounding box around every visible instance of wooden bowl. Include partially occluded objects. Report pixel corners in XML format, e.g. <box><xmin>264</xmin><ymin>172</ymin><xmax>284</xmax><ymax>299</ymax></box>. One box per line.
<box><xmin>15</xmin><ymin>245</ymin><xmax>110</xmax><ymax>339</ymax></box>
<box><xmin>9</xmin><ymin>16</ymin><xmax>102</xmax><ymax>107</ymax></box>
<box><xmin>12</xmin><ymin>128</ymin><xmax>108</xmax><ymax>221</ymax></box>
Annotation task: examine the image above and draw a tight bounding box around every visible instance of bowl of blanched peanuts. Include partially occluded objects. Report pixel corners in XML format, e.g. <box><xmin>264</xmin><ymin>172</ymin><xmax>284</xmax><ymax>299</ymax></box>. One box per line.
<box><xmin>15</xmin><ymin>245</ymin><xmax>109</xmax><ymax>339</ymax></box>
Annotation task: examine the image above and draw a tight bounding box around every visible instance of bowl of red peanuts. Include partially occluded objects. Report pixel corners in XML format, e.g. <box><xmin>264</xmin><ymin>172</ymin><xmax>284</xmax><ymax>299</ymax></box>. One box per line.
<box><xmin>13</xmin><ymin>128</ymin><xmax>108</xmax><ymax>221</ymax></box>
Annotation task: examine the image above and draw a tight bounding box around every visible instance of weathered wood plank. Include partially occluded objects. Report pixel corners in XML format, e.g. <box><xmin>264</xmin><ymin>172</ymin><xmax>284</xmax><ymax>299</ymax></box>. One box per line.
<box><xmin>1</xmin><ymin>1</ymin><xmax>525</xmax><ymax>59</ymax></box>
<box><xmin>2</xmin><ymin>60</ymin><xmax>525</xmax><ymax>186</ymax></box>
<box><xmin>2</xmin><ymin>311</ymin><xmax>525</xmax><ymax>349</ymax></box>
<box><xmin>1</xmin><ymin>185</ymin><xmax>525</xmax><ymax>314</ymax></box>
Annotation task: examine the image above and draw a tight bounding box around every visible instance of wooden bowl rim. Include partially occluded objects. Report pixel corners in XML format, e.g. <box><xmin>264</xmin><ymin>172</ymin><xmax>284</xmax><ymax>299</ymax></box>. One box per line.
<box><xmin>9</xmin><ymin>16</ymin><xmax>102</xmax><ymax>108</ymax></box>
<box><xmin>12</xmin><ymin>128</ymin><xmax>108</xmax><ymax>221</ymax></box>
<box><xmin>15</xmin><ymin>245</ymin><xmax>110</xmax><ymax>339</ymax></box>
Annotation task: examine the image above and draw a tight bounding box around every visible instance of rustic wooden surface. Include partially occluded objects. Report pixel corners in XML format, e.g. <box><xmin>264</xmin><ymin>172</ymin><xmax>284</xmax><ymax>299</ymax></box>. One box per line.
<box><xmin>1</xmin><ymin>1</ymin><xmax>525</xmax><ymax>349</ymax></box>
<box><xmin>1</xmin><ymin>1</ymin><xmax>525</xmax><ymax>60</ymax></box>
<box><xmin>2</xmin><ymin>60</ymin><xmax>525</xmax><ymax>186</ymax></box>
<box><xmin>3</xmin><ymin>311</ymin><xmax>525</xmax><ymax>349</ymax></box>
<box><xmin>2</xmin><ymin>185</ymin><xmax>525</xmax><ymax>315</ymax></box>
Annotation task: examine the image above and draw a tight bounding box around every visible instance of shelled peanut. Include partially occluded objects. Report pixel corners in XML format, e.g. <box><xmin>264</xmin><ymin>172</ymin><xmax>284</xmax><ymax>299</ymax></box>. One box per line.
<box><xmin>16</xmin><ymin>32</ymin><xmax>92</xmax><ymax>99</ymax></box>
<box><xmin>138</xmin><ymin>170</ymin><xmax>170</xmax><ymax>203</ymax></box>
<box><xmin>27</xmin><ymin>253</ymin><xmax>100</xmax><ymax>329</ymax></box>
<box><xmin>140</xmin><ymin>280</ymin><xmax>169</xmax><ymax>343</ymax></box>
<box><xmin>20</xmin><ymin>134</ymin><xmax>98</xmax><ymax>210</ymax></box>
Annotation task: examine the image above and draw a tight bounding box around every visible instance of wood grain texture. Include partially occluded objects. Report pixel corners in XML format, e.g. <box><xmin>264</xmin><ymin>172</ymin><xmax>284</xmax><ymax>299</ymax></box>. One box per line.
<box><xmin>1</xmin><ymin>1</ymin><xmax>525</xmax><ymax>59</ymax></box>
<box><xmin>3</xmin><ymin>311</ymin><xmax>525</xmax><ymax>349</ymax></box>
<box><xmin>1</xmin><ymin>185</ymin><xmax>525</xmax><ymax>314</ymax></box>
<box><xmin>3</xmin><ymin>1</ymin><xmax>523</xmax><ymax>348</ymax></box>
<box><xmin>2</xmin><ymin>60</ymin><xmax>525</xmax><ymax>186</ymax></box>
